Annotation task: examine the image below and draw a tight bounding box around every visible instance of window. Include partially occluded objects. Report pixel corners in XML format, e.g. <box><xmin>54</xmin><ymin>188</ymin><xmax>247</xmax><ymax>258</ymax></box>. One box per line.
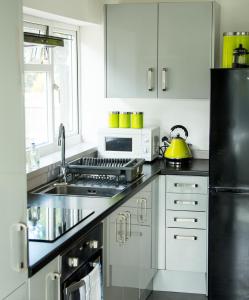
<box><xmin>23</xmin><ymin>18</ymin><xmax>80</xmax><ymax>156</ymax></box>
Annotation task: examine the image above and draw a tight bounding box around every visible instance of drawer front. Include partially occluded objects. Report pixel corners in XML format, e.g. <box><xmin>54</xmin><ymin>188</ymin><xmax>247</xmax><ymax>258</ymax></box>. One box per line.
<box><xmin>109</xmin><ymin>206</ymin><xmax>151</xmax><ymax>226</ymax></box>
<box><xmin>166</xmin><ymin>228</ymin><xmax>207</xmax><ymax>272</ymax></box>
<box><xmin>166</xmin><ymin>193</ymin><xmax>208</xmax><ymax>211</ymax></box>
<box><xmin>123</xmin><ymin>191</ymin><xmax>152</xmax><ymax>209</ymax></box>
<box><xmin>166</xmin><ymin>210</ymin><xmax>206</xmax><ymax>229</ymax></box>
<box><xmin>166</xmin><ymin>175</ymin><xmax>208</xmax><ymax>194</ymax></box>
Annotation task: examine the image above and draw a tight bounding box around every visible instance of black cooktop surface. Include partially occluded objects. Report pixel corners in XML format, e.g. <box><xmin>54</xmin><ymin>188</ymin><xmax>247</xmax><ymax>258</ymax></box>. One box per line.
<box><xmin>27</xmin><ymin>206</ymin><xmax>94</xmax><ymax>242</ymax></box>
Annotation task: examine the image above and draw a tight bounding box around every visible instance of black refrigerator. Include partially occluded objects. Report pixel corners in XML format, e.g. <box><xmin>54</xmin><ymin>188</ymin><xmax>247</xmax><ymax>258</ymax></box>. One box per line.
<box><xmin>209</xmin><ymin>68</ymin><xmax>249</xmax><ymax>300</ymax></box>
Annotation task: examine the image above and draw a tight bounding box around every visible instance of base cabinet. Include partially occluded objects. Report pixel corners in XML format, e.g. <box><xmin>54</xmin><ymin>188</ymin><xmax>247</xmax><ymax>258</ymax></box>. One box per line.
<box><xmin>154</xmin><ymin>175</ymin><xmax>208</xmax><ymax>295</ymax></box>
<box><xmin>5</xmin><ymin>284</ymin><xmax>27</xmax><ymax>300</ymax></box>
<box><xmin>104</xmin><ymin>177</ymin><xmax>158</xmax><ymax>300</ymax></box>
<box><xmin>28</xmin><ymin>257</ymin><xmax>61</xmax><ymax>300</ymax></box>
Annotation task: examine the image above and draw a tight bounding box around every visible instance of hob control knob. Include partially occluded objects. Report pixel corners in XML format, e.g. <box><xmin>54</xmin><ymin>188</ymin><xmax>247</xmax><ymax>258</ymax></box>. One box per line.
<box><xmin>68</xmin><ymin>257</ymin><xmax>79</xmax><ymax>268</ymax></box>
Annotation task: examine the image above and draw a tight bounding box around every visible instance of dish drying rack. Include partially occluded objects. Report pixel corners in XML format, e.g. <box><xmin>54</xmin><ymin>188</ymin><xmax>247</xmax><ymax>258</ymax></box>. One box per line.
<box><xmin>67</xmin><ymin>157</ymin><xmax>145</xmax><ymax>183</ymax></box>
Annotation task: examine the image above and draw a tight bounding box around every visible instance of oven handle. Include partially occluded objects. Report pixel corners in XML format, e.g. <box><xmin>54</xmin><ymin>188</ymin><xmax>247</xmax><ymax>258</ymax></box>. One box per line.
<box><xmin>64</xmin><ymin>279</ymin><xmax>86</xmax><ymax>300</ymax></box>
<box><xmin>63</xmin><ymin>258</ymin><xmax>101</xmax><ymax>300</ymax></box>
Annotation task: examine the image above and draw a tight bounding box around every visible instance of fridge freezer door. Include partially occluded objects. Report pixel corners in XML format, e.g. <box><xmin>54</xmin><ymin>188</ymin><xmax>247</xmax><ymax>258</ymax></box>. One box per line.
<box><xmin>209</xmin><ymin>190</ymin><xmax>249</xmax><ymax>299</ymax></box>
<box><xmin>210</xmin><ymin>69</ymin><xmax>249</xmax><ymax>188</ymax></box>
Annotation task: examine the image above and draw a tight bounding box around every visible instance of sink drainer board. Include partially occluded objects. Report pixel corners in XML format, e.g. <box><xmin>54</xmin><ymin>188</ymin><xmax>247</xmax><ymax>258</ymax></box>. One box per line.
<box><xmin>68</xmin><ymin>157</ymin><xmax>144</xmax><ymax>182</ymax></box>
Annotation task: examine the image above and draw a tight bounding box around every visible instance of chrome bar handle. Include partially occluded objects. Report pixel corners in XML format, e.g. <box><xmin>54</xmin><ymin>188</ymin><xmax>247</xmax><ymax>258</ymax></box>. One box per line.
<box><xmin>174</xmin><ymin>200</ymin><xmax>198</xmax><ymax>206</ymax></box>
<box><xmin>162</xmin><ymin>68</ymin><xmax>167</xmax><ymax>91</ymax></box>
<box><xmin>174</xmin><ymin>183</ymin><xmax>198</xmax><ymax>188</ymax></box>
<box><xmin>45</xmin><ymin>272</ymin><xmax>61</xmax><ymax>300</ymax></box>
<box><xmin>125</xmin><ymin>211</ymin><xmax>131</xmax><ymax>240</ymax></box>
<box><xmin>174</xmin><ymin>217</ymin><xmax>198</xmax><ymax>223</ymax></box>
<box><xmin>174</xmin><ymin>235</ymin><xmax>197</xmax><ymax>241</ymax></box>
<box><xmin>10</xmin><ymin>223</ymin><xmax>28</xmax><ymax>272</ymax></box>
<box><xmin>147</xmin><ymin>68</ymin><xmax>153</xmax><ymax>91</ymax></box>
<box><xmin>140</xmin><ymin>198</ymin><xmax>147</xmax><ymax>223</ymax></box>
<box><xmin>115</xmin><ymin>213</ymin><xmax>126</xmax><ymax>244</ymax></box>
<box><xmin>136</xmin><ymin>199</ymin><xmax>141</xmax><ymax>223</ymax></box>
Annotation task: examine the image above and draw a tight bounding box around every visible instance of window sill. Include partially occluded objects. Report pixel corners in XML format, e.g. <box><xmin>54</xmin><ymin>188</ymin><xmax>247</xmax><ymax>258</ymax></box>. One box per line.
<box><xmin>27</xmin><ymin>143</ymin><xmax>97</xmax><ymax>191</ymax></box>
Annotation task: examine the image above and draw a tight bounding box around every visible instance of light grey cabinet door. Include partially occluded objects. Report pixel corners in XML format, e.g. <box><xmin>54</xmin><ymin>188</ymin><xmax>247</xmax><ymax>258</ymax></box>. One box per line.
<box><xmin>29</xmin><ymin>257</ymin><xmax>60</xmax><ymax>300</ymax></box>
<box><xmin>158</xmin><ymin>2</ymin><xmax>213</xmax><ymax>99</ymax></box>
<box><xmin>106</xmin><ymin>4</ymin><xmax>158</xmax><ymax>98</ymax></box>
<box><xmin>0</xmin><ymin>1</ymin><xmax>28</xmax><ymax>299</ymax></box>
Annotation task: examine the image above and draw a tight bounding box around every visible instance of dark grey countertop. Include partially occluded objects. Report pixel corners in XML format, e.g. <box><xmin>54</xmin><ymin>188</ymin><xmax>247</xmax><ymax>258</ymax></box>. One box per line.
<box><xmin>28</xmin><ymin>158</ymin><xmax>208</xmax><ymax>277</ymax></box>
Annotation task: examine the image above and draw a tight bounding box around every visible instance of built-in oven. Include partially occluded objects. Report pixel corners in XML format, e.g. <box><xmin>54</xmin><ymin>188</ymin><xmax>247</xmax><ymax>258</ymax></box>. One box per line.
<box><xmin>60</xmin><ymin>223</ymin><xmax>103</xmax><ymax>300</ymax></box>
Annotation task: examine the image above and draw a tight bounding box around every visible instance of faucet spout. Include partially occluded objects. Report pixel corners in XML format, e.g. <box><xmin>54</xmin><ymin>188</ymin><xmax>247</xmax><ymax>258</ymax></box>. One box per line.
<box><xmin>58</xmin><ymin>123</ymin><xmax>66</xmax><ymax>181</ymax></box>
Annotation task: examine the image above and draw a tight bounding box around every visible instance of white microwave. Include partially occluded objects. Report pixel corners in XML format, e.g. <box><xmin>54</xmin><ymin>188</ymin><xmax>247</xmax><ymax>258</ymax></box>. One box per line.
<box><xmin>98</xmin><ymin>127</ymin><xmax>160</xmax><ymax>162</ymax></box>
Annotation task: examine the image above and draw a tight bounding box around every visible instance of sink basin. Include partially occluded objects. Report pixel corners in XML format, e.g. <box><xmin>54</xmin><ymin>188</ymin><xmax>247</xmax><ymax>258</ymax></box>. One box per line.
<box><xmin>32</xmin><ymin>183</ymin><xmax>125</xmax><ymax>198</ymax></box>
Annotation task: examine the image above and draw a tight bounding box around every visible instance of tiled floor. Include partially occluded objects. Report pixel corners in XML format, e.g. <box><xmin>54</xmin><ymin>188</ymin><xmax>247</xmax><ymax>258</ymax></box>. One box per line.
<box><xmin>147</xmin><ymin>292</ymin><xmax>207</xmax><ymax>300</ymax></box>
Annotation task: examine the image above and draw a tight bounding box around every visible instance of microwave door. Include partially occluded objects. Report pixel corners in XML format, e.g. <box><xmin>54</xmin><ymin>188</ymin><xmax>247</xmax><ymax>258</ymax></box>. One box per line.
<box><xmin>102</xmin><ymin>135</ymin><xmax>141</xmax><ymax>158</ymax></box>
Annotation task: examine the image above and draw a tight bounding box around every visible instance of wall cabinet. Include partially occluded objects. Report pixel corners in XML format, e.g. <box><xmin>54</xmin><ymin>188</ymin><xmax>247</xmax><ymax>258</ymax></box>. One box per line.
<box><xmin>104</xmin><ymin>177</ymin><xmax>158</xmax><ymax>300</ymax></box>
<box><xmin>106</xmin><ymin>2</ymin><xmax>215</xmax><ymax>99</ymax></box>
<box><xmin>28</xmin><ymin>257</ymin><xmax>61</xmax><ymax>300</ymax></box>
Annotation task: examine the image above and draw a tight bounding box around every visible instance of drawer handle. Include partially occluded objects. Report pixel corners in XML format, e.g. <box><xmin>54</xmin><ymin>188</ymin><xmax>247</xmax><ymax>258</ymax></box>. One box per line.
<box><xmin>174</xmin><ymin>183</ymin><xmax>198</xmax><ymax>188</ymax></box>
<box><xmin>174</xmin><ymin>218</ymin><xmax>198</xmax><ymax>223</ymax></box>
<box><xmin>174</xmin><ymin>235</ymin><xmax>197</xmax><ymax>241</ymax></box>
<box><xmin>174</xmin><ymin>200</ymin><xmax>198</xmax><ymax>206</ymax></box>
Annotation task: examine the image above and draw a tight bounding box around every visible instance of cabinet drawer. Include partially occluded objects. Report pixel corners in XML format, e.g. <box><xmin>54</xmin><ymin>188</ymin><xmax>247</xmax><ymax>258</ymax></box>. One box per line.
<box><xmin>123</xmin><ymin>191</ymin><xmax>152</xmax><ymax>209</ymax></box>
<box><xmin>166</xmin><ymin>175</ymin><xmax>208</xmax><ymax>194</ymax></box>
<box><xmin>166</xmin><ymin>228</ymin><xmax>207</xmax><ymax>272</ymax></box>
<box><xmin>109</xmin><ymin>206</ymin><xmax>151</xmax><ymax>226</ymax></box>
<box><xmin>166</xmin><ymin>211</ymin><xmax>206</xmax><ymax>229</ymax></box>
<box><xmin>166</xmin><ymin>193</ymin><xmax>207</xmax><ymax>211</ymax></box>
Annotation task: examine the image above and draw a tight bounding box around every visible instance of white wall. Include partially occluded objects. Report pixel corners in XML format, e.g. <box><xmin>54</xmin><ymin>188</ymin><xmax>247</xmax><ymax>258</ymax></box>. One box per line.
<box><xmin>81</xmin><ymin>0</ymin><xmax>249</xmax><ymax>153</ymax></box>
<box><xmin>23</xmin><ymin>0</ymin><xmax>103</xmax><ymax>24</ymax></box>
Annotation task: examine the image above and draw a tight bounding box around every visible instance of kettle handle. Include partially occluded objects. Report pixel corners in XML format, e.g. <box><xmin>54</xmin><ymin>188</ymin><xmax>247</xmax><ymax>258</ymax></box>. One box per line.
<box><xmin>170</xmin><ymin>125</ymin><xmax>188</xmax><ymax>139</ymax></box>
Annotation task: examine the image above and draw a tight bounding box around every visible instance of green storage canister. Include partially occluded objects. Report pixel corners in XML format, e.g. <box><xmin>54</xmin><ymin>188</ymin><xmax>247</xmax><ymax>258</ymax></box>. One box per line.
<box><xmin>131</xmin><ymin>112</ymin><xmax>144</xmax><ymax>129</ymax></box>
<box><xmin>222</xmin><ymin>32</ymin><xmax>249</xmax><ymax>68</ymax></box>
<box><xmin>119</xmin><ymin>112</ymin><xmax>131</xmax><ymax>128</ymax></box>
<box><xmin>109</xmin><ymin>111</ymin><xmax>119</xmax><ymax>128</ymax></box>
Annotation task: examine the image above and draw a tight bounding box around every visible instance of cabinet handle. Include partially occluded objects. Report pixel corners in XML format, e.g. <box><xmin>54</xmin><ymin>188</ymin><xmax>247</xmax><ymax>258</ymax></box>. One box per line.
<box><xmin>162</xmin><ymin>67</ymin><xmax>167</xmax><ymax>91</ymax></box>
<box><xmin>174</xmin><ymin>183</ymin><xmax>198</xmax><ymax>188</ymax></box>
<box><xmin>136</xmin><ymin>198</ymin><xmax>147</xmax><ymax>223</ymax></box>
<box><xmin>125</xmin><ymin>211</ymin><xmax>131</xmax><ymax>240</ymax></box>
<box><xmin>174</xmin><ymin>235</ymin><xmax>197</xmax><ymax>241</ymax></box>
<box><xmin>174</xmin><ymin>200</ymin><xmax>198</xmax><ymax>206</ymax></box>
<box><xmin>115</xmin><ymin>213</ymin><xmax>126</xmax><ymax>244</ymax></box>
<box><xmin>10</xmin><ymin>223</ymin><xmax>28</xmax><ymax>272</ymax></box>
<box><xmin>147</xmin><ymin>68</ymin><xmax>153</xmax><ymax>91</ymax></box>
<box><xmin>46</xmin><ymin>272</ymin><xmax>61</xmax><ymax>300</ymax></box>
<box><xmin>174</xmin><ymin>217</ymin><xmax>198</xmax><ymax>223</ymax></box>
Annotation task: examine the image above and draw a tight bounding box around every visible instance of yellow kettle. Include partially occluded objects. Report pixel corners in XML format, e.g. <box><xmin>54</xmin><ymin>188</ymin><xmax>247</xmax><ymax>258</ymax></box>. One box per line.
<box><xmin>163</xmin><ymin>125</ymin><xmax>192</xmax><ymax>164</ymax></box>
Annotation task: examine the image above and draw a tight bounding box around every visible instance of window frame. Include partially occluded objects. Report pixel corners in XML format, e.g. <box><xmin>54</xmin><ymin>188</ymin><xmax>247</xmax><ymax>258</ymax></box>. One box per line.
<box><xmin>23</xmin><ymin>15</ymin><xmax>82</xmax><ymax>157</ymax></box>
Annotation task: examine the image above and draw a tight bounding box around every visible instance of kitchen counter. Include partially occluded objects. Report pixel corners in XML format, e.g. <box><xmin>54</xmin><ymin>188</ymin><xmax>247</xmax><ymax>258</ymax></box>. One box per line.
<box><xmin>159</xmin><ymin>158</ymin><xmax>209</xmax><ymax>176</ymax></box>
<box><xmin>28</xmin><ymin>158</ymin><xmax>208</xmax><ymax>277</ymax></box>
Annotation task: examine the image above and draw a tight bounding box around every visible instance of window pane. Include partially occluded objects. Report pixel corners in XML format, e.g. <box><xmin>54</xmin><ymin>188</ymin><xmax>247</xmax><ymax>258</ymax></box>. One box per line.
<box><xmin>24</xmin><ymin>72</ymin><xmax>51</xmax><ymax>147</ymax></box>
<box><xmin>53</xmin><ymin>31</ymin><xmax>78</xmax><ymax>136</ymax></box>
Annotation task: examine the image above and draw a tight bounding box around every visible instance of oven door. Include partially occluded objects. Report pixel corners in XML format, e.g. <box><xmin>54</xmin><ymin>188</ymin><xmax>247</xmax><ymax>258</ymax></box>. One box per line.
<box><xmin>63</xmin><ymin>258</ymin><xmax>102</xmax><ymax>300</ymax></box>
<box><xmin>98</xmin><ymin>130</ymin><xmax>142</xmax><ymax>159</ymax></box>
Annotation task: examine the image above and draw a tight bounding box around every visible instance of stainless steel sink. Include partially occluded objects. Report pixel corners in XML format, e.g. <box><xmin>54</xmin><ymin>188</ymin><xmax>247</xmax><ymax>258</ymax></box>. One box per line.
<box><xmin>32</xmin><ymin>182</ymin><xmax>125</xmax><ymax>198</ymax></box>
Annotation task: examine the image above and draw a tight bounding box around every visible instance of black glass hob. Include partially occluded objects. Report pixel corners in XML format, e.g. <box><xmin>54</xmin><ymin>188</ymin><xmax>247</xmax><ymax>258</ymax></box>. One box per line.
<box><xmin>27</xmin><ymin>206</ymin><xmax>94</xmax><ymax>242</ymax></box>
